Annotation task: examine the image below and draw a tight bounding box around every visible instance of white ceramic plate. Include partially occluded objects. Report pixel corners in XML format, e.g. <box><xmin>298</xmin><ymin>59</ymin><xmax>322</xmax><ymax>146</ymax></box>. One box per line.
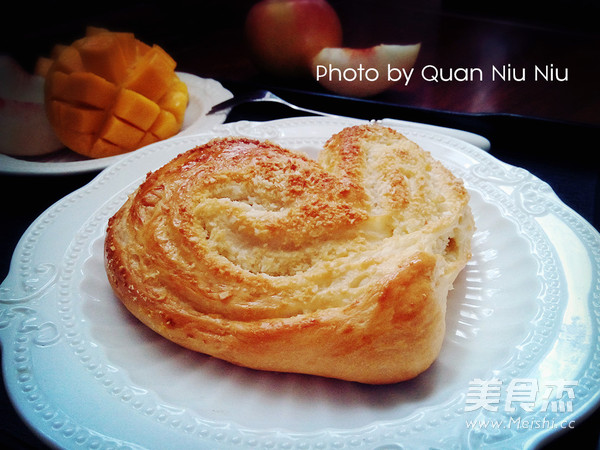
<box><xmin>0</xmin><ymin>72</ymin><xmax>233</xmax><ymax>175</ymax></box>
<box><xmin>1</xmin><ymin>117</ymin><xmax>599</xmax><ymax>449</ymax></box>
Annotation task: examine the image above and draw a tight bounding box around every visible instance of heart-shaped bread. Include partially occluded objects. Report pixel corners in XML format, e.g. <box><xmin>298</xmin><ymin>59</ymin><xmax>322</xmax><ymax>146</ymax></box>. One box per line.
<box><xmin>104</xmin><ymin>124</ymin><xmax>474</xmax><ymax>384</ymax></box>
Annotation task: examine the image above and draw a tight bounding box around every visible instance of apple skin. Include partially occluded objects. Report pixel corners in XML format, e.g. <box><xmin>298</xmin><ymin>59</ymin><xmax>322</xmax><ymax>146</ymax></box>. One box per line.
<box><xmin>311</xmin><ymin>43</ymin><xmax>421</xmax><ymax>97</ymax></box>
<box><xmin>245</xmin><ymin>0</ymin><xmax>343</xmax><ymax>77</ymax></box>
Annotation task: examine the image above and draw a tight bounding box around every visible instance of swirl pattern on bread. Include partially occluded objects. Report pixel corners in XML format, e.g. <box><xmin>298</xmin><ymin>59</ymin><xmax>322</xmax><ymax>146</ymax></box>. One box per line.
<box><xmin>104</xmin><ymin>124</ymin><xmax>474</xmax><ymax>384</ymax></box>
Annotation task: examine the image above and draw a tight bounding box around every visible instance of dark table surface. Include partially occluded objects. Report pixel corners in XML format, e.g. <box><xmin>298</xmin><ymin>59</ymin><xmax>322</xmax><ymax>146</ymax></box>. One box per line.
<box><xmin>1</xmin><ymin>1</ymin><xmax>599</xmax><ymax>449</ymax></box>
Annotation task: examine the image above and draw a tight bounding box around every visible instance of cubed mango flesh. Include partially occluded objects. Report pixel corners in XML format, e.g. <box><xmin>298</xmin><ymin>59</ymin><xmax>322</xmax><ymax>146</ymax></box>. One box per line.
<box><xmin>44</xmin><ymin>27</ymin><xmax>188</xmax><ymax>158</ymax></box>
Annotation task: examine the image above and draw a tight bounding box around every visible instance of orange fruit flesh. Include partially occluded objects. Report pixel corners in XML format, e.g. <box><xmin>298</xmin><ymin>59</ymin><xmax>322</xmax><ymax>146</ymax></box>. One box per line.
<box><xmin>44</xmin><ymin>27</ymin><xmax>188</xmax><ymax>159</ymax></box>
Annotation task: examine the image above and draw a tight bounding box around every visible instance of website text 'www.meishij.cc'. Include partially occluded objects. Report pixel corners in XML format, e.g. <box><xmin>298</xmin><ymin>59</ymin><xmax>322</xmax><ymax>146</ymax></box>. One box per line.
<box><xmin>463</xmin><ymin>378</ymin><xmax>578</xmax><ymax>431</ymax></box>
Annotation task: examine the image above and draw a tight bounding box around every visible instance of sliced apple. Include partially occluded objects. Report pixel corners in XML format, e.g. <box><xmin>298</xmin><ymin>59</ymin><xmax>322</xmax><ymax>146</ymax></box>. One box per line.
<box><xmin>0</xmin><ymin>55</ymin><xmax>63</xmax><ymax>156</ymax></box>
<box><xmin>311</xmin><ymin>43</ymin><xmax>421</xmax><ymax>97</ymax></box>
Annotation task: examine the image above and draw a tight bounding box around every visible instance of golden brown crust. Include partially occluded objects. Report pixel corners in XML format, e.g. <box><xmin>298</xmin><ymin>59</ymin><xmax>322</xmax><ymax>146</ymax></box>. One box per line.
<box><xmin>104</xmin><ymin>124</ymin><xmax>474</xmax><ymax>384</ymax></box>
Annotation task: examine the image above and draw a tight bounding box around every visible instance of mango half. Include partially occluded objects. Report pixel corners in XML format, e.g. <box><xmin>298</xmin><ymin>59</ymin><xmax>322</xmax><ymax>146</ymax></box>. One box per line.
<box><xmin>43</xmin><ymin>27</ymin><xmax>188</xmax><ymax>158</ymax></box>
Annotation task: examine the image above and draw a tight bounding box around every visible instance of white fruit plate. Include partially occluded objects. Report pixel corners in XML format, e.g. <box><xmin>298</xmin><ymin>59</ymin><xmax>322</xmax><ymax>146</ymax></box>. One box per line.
<box><xmin>0</xmin><ymin>72</ymin><xmax>233</xmax><ymax>175</ymax></box>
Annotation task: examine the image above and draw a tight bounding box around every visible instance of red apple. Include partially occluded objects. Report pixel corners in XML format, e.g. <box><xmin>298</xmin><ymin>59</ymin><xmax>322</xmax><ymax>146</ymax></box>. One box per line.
<box><xmin>245</xmin><ymin>0</ymin><xmax>343</xmax><ymax>77</ymax></box>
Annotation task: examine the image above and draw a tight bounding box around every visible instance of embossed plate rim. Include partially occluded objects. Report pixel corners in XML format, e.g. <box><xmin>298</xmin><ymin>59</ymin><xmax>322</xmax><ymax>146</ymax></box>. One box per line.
<box><xmin>1</xmin><ymin>116</ymin><xmax>599</xmax><ymax>449</ymax></box>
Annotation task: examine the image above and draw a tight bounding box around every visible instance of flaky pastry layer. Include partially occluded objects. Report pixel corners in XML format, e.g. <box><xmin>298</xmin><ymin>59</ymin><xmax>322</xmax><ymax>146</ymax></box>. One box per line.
<box><xmin>104</xmin><ymin>124</ymin><xmax>474</xmax><ymax>384</ymax></box>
